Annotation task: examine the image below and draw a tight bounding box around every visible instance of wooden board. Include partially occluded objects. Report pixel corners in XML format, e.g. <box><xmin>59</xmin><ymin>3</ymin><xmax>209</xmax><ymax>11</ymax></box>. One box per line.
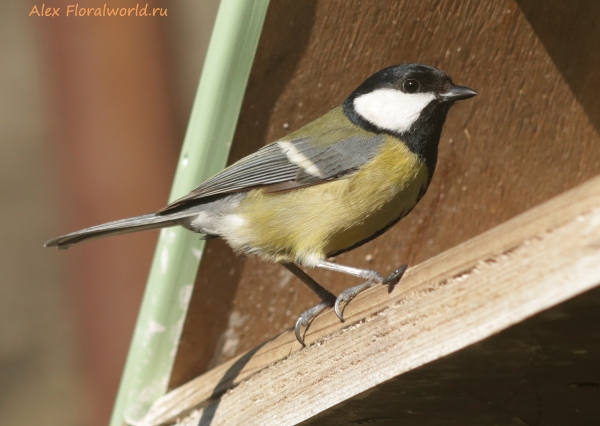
<box><xmin>170</xmin><ymin>0</ymin><xmax>600</xmax><ymax>388</ymax></box>
<box><xmin>299</xmin><ymin>286</ymin><xmax>600</xmax><ymax>426</ymax></box>
<box><xmin>142</xmin><ymin>174</ymin><xmax>600</xmax><ymax>425</ymax></box>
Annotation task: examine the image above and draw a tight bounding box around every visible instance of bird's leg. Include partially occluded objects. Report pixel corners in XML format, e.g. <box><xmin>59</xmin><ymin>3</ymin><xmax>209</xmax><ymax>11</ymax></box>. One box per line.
<box><xmin>283</xmin><ymin>263</ymin><xmax>337</xmax><ymax>346</ymax></box>
<box><xmin>316</xmin><ymin>260</ymin><xmax>408</xmax><ymax>321</ymax></box>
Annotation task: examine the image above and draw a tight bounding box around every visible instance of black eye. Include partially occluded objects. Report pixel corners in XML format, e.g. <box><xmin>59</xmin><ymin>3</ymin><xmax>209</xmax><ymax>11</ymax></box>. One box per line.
<box><xmin>403</xmin><ymin>79</ymin><xmax>420</xmax><ymax>93</ymax></box>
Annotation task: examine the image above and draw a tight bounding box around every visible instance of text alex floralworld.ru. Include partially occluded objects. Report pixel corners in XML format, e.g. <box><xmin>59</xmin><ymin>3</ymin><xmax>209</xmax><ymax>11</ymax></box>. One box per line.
<box><xmin>29</xmin><ymin>3</ymin><xmax>167</xmax><ymax>17</ymax></box>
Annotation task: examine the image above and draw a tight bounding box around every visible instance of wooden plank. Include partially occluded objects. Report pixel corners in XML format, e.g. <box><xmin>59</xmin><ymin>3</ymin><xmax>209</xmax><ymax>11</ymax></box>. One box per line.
<box><xmin>142</xmin><ymin>175</ymin><xmax>600</xmax><ymax>426</ymax></box>
<box><xmin>299</xmin><ymin>286</ymin><xmax>600</xmax><ymax>425</ymax></box>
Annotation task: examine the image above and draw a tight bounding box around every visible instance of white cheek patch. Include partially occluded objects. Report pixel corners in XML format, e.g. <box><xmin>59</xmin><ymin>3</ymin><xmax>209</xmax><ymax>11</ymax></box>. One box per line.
<box><xmin>278</xmin><ymin>141</ymin><xmax>324</xmax><ymax>177</ymax></box>
<box><xmin>353</xmin><ymin>89</ymin><xmax>436</xmax><ymax>133</ymax></box>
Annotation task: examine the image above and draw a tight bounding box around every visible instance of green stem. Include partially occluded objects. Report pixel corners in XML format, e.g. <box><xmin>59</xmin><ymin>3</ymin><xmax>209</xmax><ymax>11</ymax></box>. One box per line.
<box><xmin>109</xmin><ymin>1</ymin><xmax>270</xmax><ymax>424</ymax></box>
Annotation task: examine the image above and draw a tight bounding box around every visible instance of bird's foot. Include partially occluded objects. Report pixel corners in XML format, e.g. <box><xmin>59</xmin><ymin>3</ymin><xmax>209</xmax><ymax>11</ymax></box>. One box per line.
<box><xmin>295</xmin><ymin>294</ymin><xmax>336</xmax><ymax>346</ymax></box>
<box><xmin>334</xmin><ymin>264</ymin><xmax>408</xmax><ymax>321</ymax></box>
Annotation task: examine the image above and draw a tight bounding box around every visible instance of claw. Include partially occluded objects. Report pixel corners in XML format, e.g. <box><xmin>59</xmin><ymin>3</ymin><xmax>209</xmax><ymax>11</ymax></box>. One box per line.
<box><xmin>334</xmin><ymin>264</ymin><xmax>409</xmax><ymax>321</ymax></box>
<box><xmin>334</xmin><ymin>281</ymin><xmax>372</xmax><ymax>321</ymax></box>
<box><xmin>334</xmin><ymin>298</ymin><xmax>344</xmax><ymax>322</ymax></box>
<box><xmin>295</xmin><ymin>315</ymin><xmax>308</xmax><ymax>346</ymax></box>
<box><xmin>383</xmin><ymin>264</ymin><xmax>408</xmax><ymax>286</ymax></box>
<box><xmin>289</xmin><ymin>263</ymin><xmax>408</xmax><ymax>344</ymax></box>
<box><xmin>294</xmin><ymin>299</ymin><xmax>334</xmax><ymax>346</ymax></box>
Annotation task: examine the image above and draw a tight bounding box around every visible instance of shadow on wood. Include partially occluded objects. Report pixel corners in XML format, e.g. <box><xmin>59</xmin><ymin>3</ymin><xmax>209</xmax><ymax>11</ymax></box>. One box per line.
<box><xmin>143</xmin><ymin>174</ymin><xmax>600</xmax><ymax>426</ymax></box>
<box><xmin>518</xmin><ymin>0</ymin><xmax>600</xmax><ymax>133</ymax></box>
<box><xmin>301</xmin><ymin>286</ymin><xmax>600</xmax><ymax>426</ymax></box>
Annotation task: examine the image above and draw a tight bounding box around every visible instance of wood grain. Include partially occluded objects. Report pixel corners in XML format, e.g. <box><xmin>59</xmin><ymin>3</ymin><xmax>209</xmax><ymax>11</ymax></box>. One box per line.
<box><xmin>170</xmin><ymin>0</ymin><xmax>600</xmax><ymax>387</ymax></box>
<box><xmin>144</xmin><ymin>174</ymin><xmax>600</xmax><ymax>426</ymax></box>
<box><xmin>299</xmin><ymin>286</ymin><xmax>600</xmax><ymax>425</ymax></box>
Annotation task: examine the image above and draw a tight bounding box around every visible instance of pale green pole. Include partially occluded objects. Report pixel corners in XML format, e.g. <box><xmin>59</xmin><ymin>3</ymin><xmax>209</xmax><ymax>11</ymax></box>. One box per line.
<box><xmin>109</xmin><ymin>1</ymin><xmax>270</xmax><ymax>424</ymax></box>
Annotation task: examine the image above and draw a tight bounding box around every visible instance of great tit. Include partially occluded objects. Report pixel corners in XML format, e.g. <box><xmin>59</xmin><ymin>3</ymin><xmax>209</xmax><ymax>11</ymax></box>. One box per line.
<box><xmin>46</xmin><ymin>64</ymin><xmax>476</xmax><ymax>345</ymax></box>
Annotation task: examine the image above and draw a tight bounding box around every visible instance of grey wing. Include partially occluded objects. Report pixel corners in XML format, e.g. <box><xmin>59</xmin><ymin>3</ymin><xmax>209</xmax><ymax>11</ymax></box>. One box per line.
<box><xmin>160</xmin><ymin>133</ymin><xmax>384</xmax><ymax>213</ymax></box>
<box><xmin>278</xmin><ymin>134</ymin><xmax>384</xmax><ymax>184</ymax></box>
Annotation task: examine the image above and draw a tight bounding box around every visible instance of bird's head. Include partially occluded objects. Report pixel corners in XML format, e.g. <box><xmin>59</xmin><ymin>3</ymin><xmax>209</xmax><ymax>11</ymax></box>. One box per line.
<box><xmin>343</xmin><ymin>63</ymin><xmax>477</xmax><ymax>136</ymax></box>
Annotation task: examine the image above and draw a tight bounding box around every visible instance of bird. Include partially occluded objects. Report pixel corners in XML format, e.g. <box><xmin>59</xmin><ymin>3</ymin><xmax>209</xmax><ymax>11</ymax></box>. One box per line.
<box><xmin>46</xmin><ymin>63</ymin><xmax>477</xmax><ymax>345</ymax></box>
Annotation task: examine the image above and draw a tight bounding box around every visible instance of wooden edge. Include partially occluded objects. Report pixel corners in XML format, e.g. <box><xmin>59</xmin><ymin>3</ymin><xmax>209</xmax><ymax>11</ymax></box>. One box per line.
<box><xmin>140</xmin><ymin>175</ymin><xmax>600</xmax><ymax>426</ymax></box>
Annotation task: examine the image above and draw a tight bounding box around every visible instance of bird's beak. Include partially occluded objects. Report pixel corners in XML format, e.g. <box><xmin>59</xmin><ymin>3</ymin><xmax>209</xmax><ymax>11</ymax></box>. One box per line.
<box><xmin>441</xmin><ymin>85</ymin><xmax>477</xmax><ymax>102</ymax></box>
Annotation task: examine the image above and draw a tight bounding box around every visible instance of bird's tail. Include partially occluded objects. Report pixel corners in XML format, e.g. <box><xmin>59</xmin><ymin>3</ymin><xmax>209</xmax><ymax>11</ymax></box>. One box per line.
<box><xmin>45</xmin><ymin>213</ymin><xmax>180</xmax><ymax>249</ymax></box>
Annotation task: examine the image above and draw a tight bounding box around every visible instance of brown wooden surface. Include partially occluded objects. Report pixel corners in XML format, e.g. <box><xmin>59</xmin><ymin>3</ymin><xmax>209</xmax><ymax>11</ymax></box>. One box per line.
<box><xmin>170</xmin><ymin>0</ymin><xmax>600</xmax><ymax>389</ymax></box>
<box><xmin>300</xmin><ymin>286</ymin><xmax>600</xmax><ymax>426</ymax></box>
<box><xmin>146</xmin><ymin>174</ymin><xmax>600</xmax><ymax>426</ymax></box>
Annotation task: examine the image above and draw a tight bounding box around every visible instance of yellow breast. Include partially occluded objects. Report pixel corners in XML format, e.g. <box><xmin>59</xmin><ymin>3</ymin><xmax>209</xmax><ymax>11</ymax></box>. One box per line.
<box><xmin>228</xmin><ymin>136</ymin><xmax>430</xmax><ymax>266</ymax></box>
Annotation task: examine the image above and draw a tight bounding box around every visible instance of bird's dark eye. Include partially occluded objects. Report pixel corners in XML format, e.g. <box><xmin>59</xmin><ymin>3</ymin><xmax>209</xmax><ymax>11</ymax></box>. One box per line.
<box><xmin>403</xmin><ymin>79</ymin><xmax>420</xmax><ymax>93</ymax></box>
